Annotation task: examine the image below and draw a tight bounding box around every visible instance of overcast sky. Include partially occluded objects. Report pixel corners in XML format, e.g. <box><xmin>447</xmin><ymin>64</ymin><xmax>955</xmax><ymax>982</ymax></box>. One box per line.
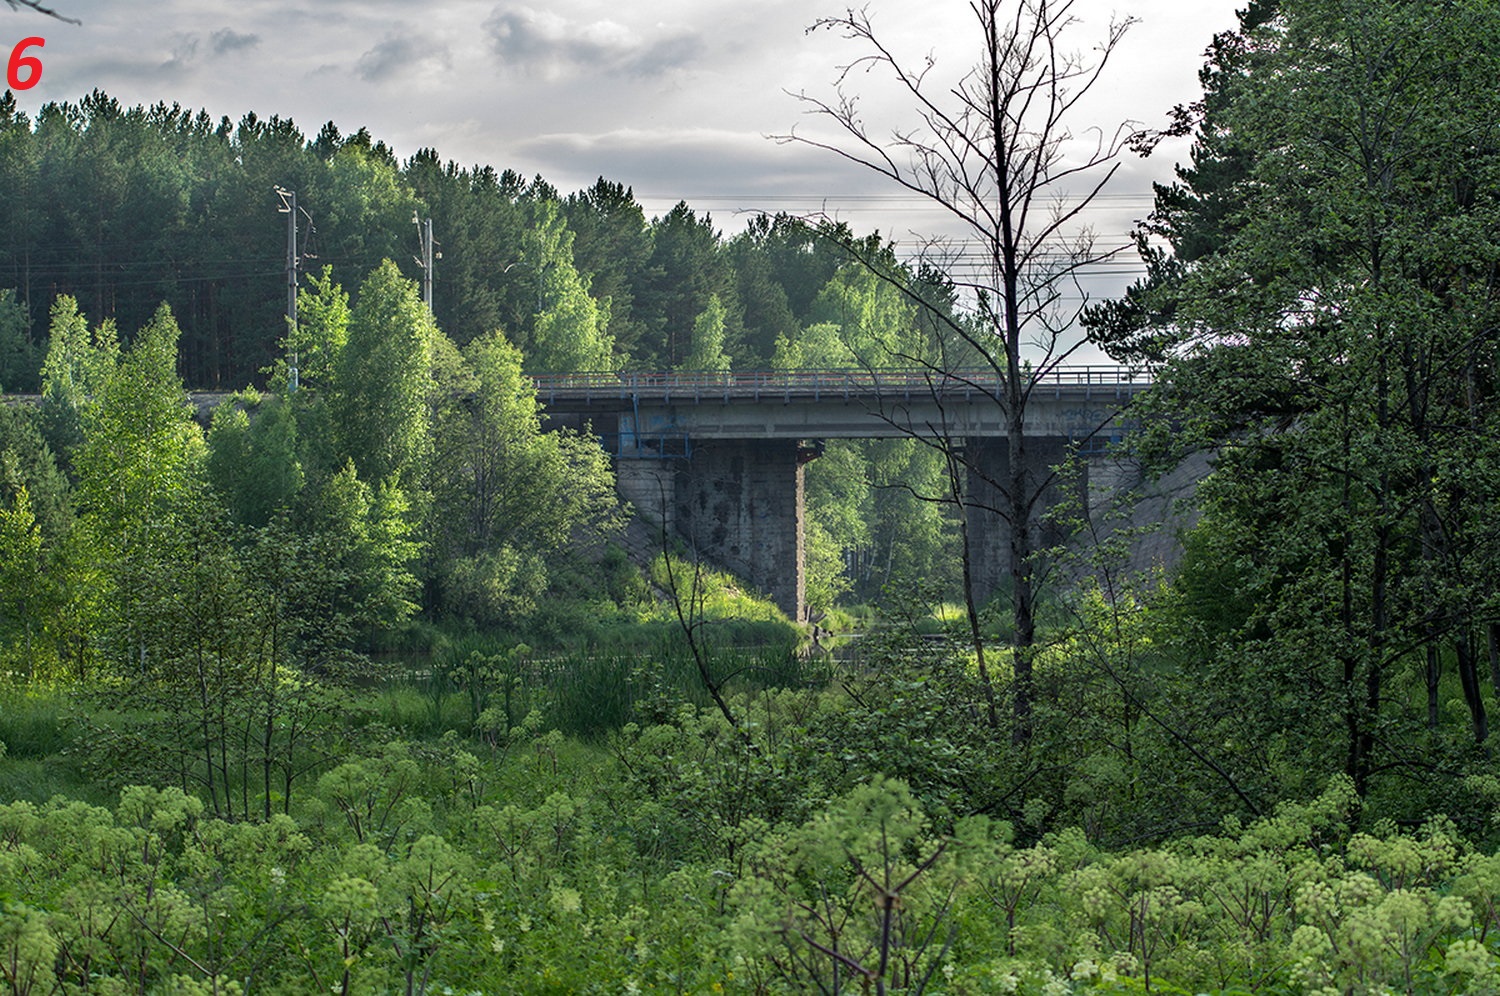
<box><xmin>9</xmin><ymin>0</ymin><xmax>1243</xmax><ymax>340</ymax></box>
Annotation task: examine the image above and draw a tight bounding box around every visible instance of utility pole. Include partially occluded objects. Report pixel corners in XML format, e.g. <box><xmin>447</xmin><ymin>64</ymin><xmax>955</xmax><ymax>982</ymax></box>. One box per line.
<box><xmin>413</xmin><ymin>211</ymin><xmax>438</xmax><ymax>311</ymax></box>
<box><xmin>275</xmin><ymin>186</ymin><xmax>300</xmax><ymax>392</ymax></box>
<box><xmin>276</xmin><ymin>187</ymin><xmax>314</xmax><ymax>392</ymax></box>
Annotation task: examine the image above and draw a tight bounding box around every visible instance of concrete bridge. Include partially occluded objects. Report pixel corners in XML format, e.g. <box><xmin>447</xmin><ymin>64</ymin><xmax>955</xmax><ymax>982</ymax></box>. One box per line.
<box><xmin>534</xmin><ymin>366</ymin><xmax>1150</xmax><ymax>619</ymax></box>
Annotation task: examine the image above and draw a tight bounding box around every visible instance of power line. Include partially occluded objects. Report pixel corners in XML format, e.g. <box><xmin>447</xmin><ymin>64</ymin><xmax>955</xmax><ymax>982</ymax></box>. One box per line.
<box><xmin>631</xmin><ymin>192</ymin><xmax>1159</xmax><ymax>204</ymax></box>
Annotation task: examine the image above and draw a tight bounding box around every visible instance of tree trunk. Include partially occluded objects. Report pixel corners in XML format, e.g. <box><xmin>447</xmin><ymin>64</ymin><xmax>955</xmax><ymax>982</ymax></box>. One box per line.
<box><xmin>1488</xmin><ymin>623</ymin><xmax>1500</xmax><ymax>697</ymax></box>
<box><xmin>1456</xmin><ymin>629</ymin><xmax>1489</xmax><ymax>744</ymax></box>
<box><xmin>1426</xmin><ymin>644</ymin><xmax>1441</xmax><ymax>731</ymax></box>
<box><xmin>1007</xmin><ymin>412</ymin><xmax>1035</xmax><ymax>744</ymax></box>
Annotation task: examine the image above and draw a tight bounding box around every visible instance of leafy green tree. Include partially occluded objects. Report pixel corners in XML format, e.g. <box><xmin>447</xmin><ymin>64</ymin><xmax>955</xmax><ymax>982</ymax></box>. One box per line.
<box><xmin>0</xmin><ymin>313</ymin><xmax>75</xmax><ymax>684</ymax></box>
<box><xmin>0</xmin><ymin>288</ymin><xmax>38</xmax><ymax>391</ymax></box>
<box><xmin>207</xmin><ymin>109</ymin><xmax>319</xmax><ymax>384</ymax></box>
<box><xmin>865</xmin><ymin>441</ymin><xmax>955</xmax><ymax>595</ymax></box>
<box><xmin>772</xmin><ymin>321</ymin><xmax>849</xmax><ymax>371</ymax></box>
<box><xmin>770</xmin><ymin>263</ymin><xmax>925</xmax><ymax>371</ymax></box>
<box><xmin>524</xmin><ymin>199</ymin><xmax>616</xmax><ymax>373</ymax></box>
<box><xmin>801</xmin><ymin>438</ymin><xmax>957</xmax><ymax>608</ymax></box>
<box><xmin>307</xmin><ymin>460</ymin><xmax>422</xmax><ymax>638</ymax></box>
<box><xmin>806</xmin><ymin>263</ymin><xmax>923</xmax><ymax>367</ymax></box>
<box><xmin>72</xmin><ymin>302</ymin><xmax>206</xmax><ymax>669</ymax></box>
<box><xmin>331</xmin><ymin>260</ymin><xmax>435</xmax><ymax>489</ymax></box>
<box><xmin>0</xmin><ymin>94</ymin><xmax>40</xmax><ymax>310</ymax></box>
<box><xmin>280</xmin><ymin>266</ymin><xmax>350</xmax><ymax>394</ymax></box>
<box><xmin>38</xmin><ymin>295</ymin><xmax>111</xmax><ymax>404</ymax></box>
<box><xmin>803</xmin><ymin>516</ymin><xmax>851</xmax><ymax>613</ymax></box>
<box><xmin>562</xmin><ymin>178</ymin><xmax>653</xmax><ymax>364</ymax></box>
<box><xmin>725</xmin><ymin>246</ymin><xmax>799</xmax><ymax>367</ymax></box>
<box><xmin>1085</xmin><ymin>0</ymin><xmax>1279</xmax><ymax>362</ymax></box>
<box><xmin>678</xmin><ymin>294</ymin><xmax>731</xmax><ymax>373</ymax></box>
<box><xmin>36</xmin><ymin>294</ymin><xmax>117</xmax><ymax>468</ymax></box>
<box><xmin>0</xmin><ymin>401</ymin><xmax>70</xmax><ymax>543</ymax></box>
<box><xmin>636</xmin><ymin>202</ymin><xmax>735</xmax><ymax>368</ymax></box>
<box><xmin>402</xmin><ymin>153</ymin><xmax>531</xmax><ymax>350</ymax></box>
<box><xmin>0</xmin><ymin>486</ymin><xmax>52</xmax><ymax>678</ymax></box>
<box><xmin>802</xmin><ymin>443</ymin><xmax>868</xmax><ymax>611</ymax></box>
<box><xmin>74</xmin><ymin>303</ymin><xmax>200</xmax><ymax>539</ymax></box>
<box><xmin>206</xmin><ymin>395</ymin><xmax>304</xmax><ymax>529</ymax></box>
<box><xmin>1098</xmin><ymin>0</ymin><xmax>1500</xmax><ymax>797</ymax></box>
<box><xmin>29</xmin><ymin>95</ymin><xmax>202</xmax><ymax>369</ymax></box>
<box><xmin>429</xmin><ymin>329</ymin><xmax>622</xmax><ymax>623</ymax></box>
<box><xmin>314</xmin><ymin>138</ymin><xmax>422</xmax><ymax>279</ymax></box>
<box><xmin>725</xmin><ymin>214</ymin><xmax>847</xmax><ymax>364</ymax></box>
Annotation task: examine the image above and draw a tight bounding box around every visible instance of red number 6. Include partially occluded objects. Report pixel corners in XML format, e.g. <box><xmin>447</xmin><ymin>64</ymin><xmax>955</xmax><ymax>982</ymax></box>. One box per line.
<box><xmin>7</xmin><ymin>37</ymin><xmax>44</xmax><ymax>91</ymax></box>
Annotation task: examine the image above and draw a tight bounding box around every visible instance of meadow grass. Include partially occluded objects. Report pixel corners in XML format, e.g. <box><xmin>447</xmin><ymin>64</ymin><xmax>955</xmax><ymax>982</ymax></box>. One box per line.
<box><xmin>0</xmin><ymin>686</ymin><xmax>114</xmax><ymax>805</ymax></box>
<box><xmin>0</xmin><ymin>685</ymin><xmax>76</xmax><ymax>758</ymax></box>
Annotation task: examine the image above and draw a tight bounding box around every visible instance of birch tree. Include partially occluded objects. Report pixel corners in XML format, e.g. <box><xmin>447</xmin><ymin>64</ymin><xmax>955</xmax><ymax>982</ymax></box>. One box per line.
<box><xmin>785</xmin><ymin>0</ymin><xmax>1136</xmax><ymax>740</ymax></box>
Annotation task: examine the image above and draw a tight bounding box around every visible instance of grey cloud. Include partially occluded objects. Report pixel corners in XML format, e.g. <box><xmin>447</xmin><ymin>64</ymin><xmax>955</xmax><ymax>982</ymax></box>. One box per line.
<box><xmin>486</xmin><ymin>5</ymin><xmax>702</xmax><ymax>78</ymax></box>
<box><xmin>210</xmin><ymin>29</ymin><xmax>260</xmax><ymax>55</ymax></box>
<box><xmin>160</xmin><ymin>32</ymin><xmax>199</xmax><ymax>72</ymax></box>
<box><xmin>619</xmin><ymin>32</ymin><xmax>703</xmax><ymax>77</ymax></box>
<box><xmin>355</xmin><ymin>33</ymin><xmax>451</xmax><ymax>82</ymax></box>
<box><xmin>515</xmin><ymin>128</ymin><xmax>858</xmax><ymax>203</ymax></box>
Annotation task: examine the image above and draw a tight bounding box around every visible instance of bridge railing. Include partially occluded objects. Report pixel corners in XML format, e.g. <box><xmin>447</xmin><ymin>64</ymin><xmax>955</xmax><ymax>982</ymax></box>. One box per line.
<box><xmin>531</xmin><ymin>365</ymin><xmax>1151</xmax><ymax>405</ymax></box>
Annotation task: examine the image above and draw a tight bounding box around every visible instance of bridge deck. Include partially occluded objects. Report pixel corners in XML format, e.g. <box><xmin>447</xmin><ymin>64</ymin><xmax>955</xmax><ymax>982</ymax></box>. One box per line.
<box><xmin>532</xmin><ymin>366</ymin><xmax>1151</xmax><ymax>410</ymax></box>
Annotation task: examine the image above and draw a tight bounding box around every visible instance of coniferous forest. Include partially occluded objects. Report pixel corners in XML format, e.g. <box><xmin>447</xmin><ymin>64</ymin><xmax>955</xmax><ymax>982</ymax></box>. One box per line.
<box><xmin>3</xmin><ymin>0</ymin><xmax>1500</xmax><ymax>992</ymax></box>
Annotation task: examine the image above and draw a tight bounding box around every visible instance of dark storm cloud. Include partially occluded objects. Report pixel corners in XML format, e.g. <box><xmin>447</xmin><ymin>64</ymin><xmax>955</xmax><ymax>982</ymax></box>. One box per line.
<box><xmin>355</xmin><ymin>32</ymin><xmax>451</xmax><ymax>82</ymax></box>
<box><xmin>485</xmin><ymin>5</ymin><xmax>703</xmax><ymax>78</ymax></box>
<box><xmin>210</xmin><ymin>28</ymin><xmax>260</xmax><ymax>55</ymax></box>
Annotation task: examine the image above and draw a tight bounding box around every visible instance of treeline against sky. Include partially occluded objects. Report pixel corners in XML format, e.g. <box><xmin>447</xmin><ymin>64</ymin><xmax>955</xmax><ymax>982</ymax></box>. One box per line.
<box><xmin>0</xmin><ymin>87</ymin><xmax>923</xmax><ymax>388</ymax></box>
<box><xmin>0</xmin><ymin>87</ymin><xmax>971</xmax><ymax>608</ymax></box>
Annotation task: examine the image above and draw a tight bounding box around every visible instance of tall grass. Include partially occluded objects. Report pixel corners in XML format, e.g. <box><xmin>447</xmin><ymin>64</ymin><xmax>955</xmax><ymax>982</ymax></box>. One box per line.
<box><xmin>378</xmin><ymin>641</ymin><xmax>828</xmax><ymax>740</ymax></box>
<box><xmin>0</xmin><ymin>685</ymin><xmax>113</xmax><ymax>805</ymax></box>
<box><xmin>0</xmin><ymin>685</ymin><xmax>76</xmax><ymax>758</ymax></box>
<box><xmin>543</xmin><ymin>644</ymin><xmax>828</xmax><ymax>737</ymax></box>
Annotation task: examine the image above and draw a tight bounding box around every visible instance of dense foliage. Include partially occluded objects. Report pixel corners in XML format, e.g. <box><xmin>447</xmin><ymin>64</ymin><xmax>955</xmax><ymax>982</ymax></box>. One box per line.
<box><xmin>4</xmin><ymin>0</ymin><xmax>1500</xmax><ymax>990</ymax></box>
<box><xmin>1090</xmin><ymin>0</ymin><xmax>1500</xmax><ymax>807</ymax></box>
<box><xmin>5</xmin><ymin>678</ymin><xmax>1500</xmax><ymax>995</ymax></box>
<box><xmin>0</xmin><ymin>88</ymin><xmax>913</xmax><ymax>387</ymax></box>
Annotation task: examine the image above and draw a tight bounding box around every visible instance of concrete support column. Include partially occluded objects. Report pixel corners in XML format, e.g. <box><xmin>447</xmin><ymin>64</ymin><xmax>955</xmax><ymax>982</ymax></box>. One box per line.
<box><xmin>964</xmin><ymin>435</ymin><xmax>1083</xmax><ymax>606</ymax></box>
<box><xmin>674</xmin><ymin>439</ymin><xmax>807</xmax><ymax>620</ymax></box>
<box><xmin>615</xmin><ymin>457</ymin><xmax>677</xmax><ymax>535</ymax></box>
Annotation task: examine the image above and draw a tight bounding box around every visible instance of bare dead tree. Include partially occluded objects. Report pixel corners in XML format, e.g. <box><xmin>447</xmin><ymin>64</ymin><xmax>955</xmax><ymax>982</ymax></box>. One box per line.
<box><xmin>5</xmin><ymin>0</ymin><xmax>80</xmax><ymax>24</ymax></box>
<box><xmin>781</xmin><ymin>0</ymin><xmax>1137</xmax><ymax>742</ymax></box>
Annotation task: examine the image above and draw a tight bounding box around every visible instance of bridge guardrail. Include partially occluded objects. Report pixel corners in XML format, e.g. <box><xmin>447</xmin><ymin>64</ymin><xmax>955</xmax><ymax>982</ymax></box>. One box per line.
<box><xmin>530</xmin><ymin>366</ymin><xmax>1153</xmax><ymax>406</ymax></box>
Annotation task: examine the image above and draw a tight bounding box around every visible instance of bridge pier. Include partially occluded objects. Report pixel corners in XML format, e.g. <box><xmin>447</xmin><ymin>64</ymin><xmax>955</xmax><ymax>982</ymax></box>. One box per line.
<box><xmin>671</xmin><ymin>440</ymin><xmax>810</xmax><ymax>621</ymax></box>
<box><xmin>964</xmin><ymin>436</ymin><xmax>1083</xmax><ymax>605</ymax></box>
